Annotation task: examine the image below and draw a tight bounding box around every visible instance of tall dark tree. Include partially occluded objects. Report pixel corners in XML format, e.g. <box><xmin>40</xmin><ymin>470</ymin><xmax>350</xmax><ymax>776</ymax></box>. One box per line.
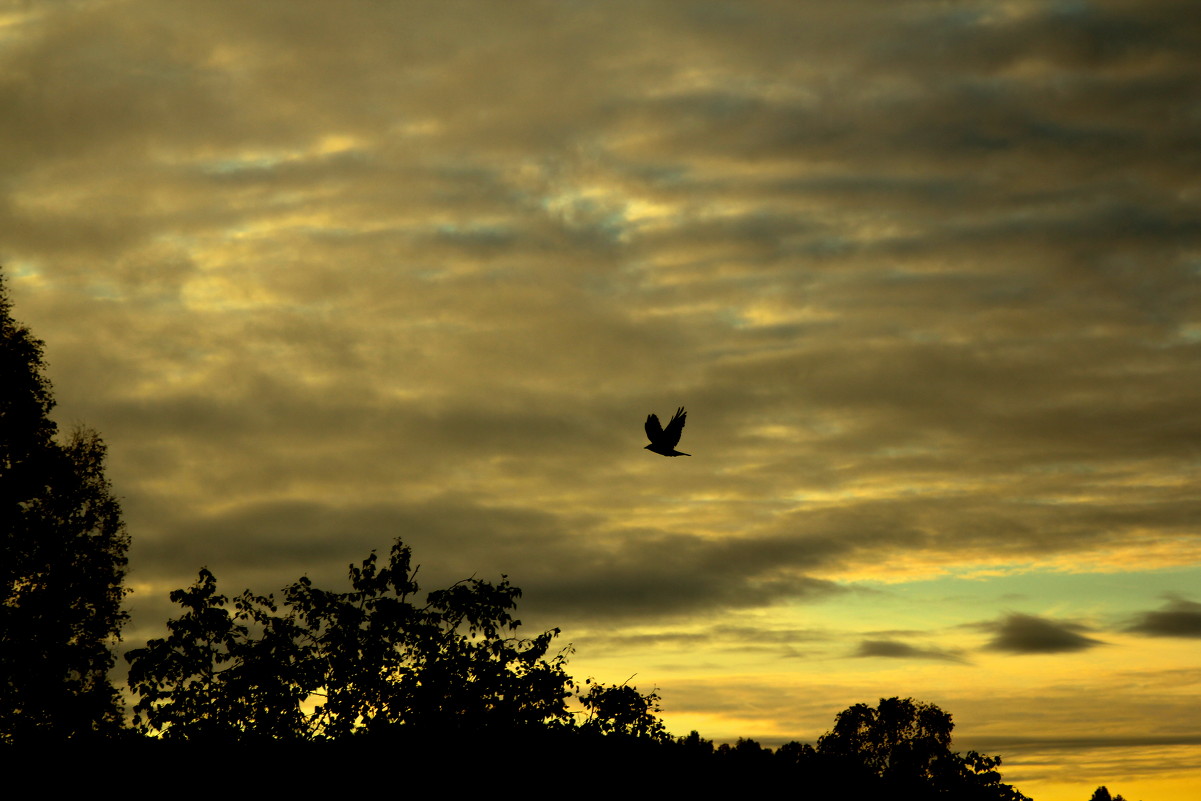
<box><xmin>1</xmin><ymin>273</ymin><xmax>130</xmax><ymax>741</ymax></box>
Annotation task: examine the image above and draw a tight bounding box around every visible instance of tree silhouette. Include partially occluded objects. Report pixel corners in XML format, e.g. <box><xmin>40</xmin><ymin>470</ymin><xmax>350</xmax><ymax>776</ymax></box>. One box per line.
<box><xmin>579</xmin><ymin>678</ymin><xmax>669</xmax><ymax>741</ymax></box>
<box><xmin>817</xmin><ymin>697</ymin><xmax>1030</xmax><ymax>800</ymax></box>
<box><xmin>818</xmin><ymin>696</ymin><xmax>953</xmax><ymax>782</ymax></box>
<box><xmin>1</xmin><ymin>273</ymin><xmax>129</xmax><ymax>742</ymax></box>
<box><xmin>127</xmin><ymin>539</ymin><xmax>577</xmax><ymax>739</ymax></box>
<box><xmin>123</xmin><ymin>536</ymin><xmax>1033</xmax><ymax>801</ymax></box>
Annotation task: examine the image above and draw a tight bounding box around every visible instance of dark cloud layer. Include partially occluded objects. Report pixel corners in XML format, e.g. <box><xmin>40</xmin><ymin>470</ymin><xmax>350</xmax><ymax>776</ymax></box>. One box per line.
<box><xmin>3</xmin><ymin>0</ymin><xmax>1195</xmax><ymax>616</ymax></box>
<box><xmin>130</xmin><ymin>495</ymin><xmax>851</xmax><ymax>628</ymax></box>
<box><xmin>983</xmin><ymin>613</ymin><xmax>1106</xmax><ymax>654</ymax></box>
<box><xmin>855</xmin><ymin>639</ymin><xmax>969</xmax><ymax>664</ymax></box>
<box><xmin>1127</xmin><ymin>597</ymin><xmax>1201</xmax><ymax>638</ymax></box>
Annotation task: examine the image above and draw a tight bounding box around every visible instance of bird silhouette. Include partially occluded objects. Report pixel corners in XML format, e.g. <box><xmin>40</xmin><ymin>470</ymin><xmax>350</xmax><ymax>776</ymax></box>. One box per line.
<box><xmin>645</xmin><ymin>406</ymin><xmax>690</xmax><ymax>456</ymax></box>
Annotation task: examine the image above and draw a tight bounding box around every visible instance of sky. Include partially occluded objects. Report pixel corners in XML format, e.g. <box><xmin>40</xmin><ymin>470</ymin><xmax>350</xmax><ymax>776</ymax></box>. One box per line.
<box><xmin>3</xmin><ymin>0</ymin><xmax>1200</xmax><ymax>796</ymax></box>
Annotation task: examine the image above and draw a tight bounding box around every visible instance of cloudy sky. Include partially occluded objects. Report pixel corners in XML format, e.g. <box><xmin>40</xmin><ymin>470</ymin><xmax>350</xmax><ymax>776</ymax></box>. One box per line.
<box><xmin>4</xmin><ymin>1</ymin><xmax>1200</xmax><ymax>796</ymax></box>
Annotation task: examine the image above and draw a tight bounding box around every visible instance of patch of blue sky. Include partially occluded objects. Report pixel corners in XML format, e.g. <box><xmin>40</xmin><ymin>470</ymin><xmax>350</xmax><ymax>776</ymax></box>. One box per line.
<box><xmin>838</xmin><ymin>565</ymin><xmax>1201</xmax><ymax>632</ymax></box>
<box><xmin>541</xmin><ymin>190</ymin><xmax>631</xmax><ymax>242</ymax></box>
<box><xmin>799</xmin><ymin>236</ymin><xmax>853</xmax><ymax>259</ymax></box>
<box><xmin>85</xmin><ymin>279</ymin><xmax>124</xmax><ymax>301</ymax></box>
<box><xmin>434</xmin><ymin>223</ymin><xmax>515</xmax><ymax>248</ymax></box>
<box><xmin>202</xmin><ymin>153</ymin><xmax>290</xmax><ymax>175</ymax></box>
<box><xmin>719</xmin><ymin>307</ymin><xmax>749</xmax><ymax>328</ymax></box>
<box><xmin>5</xmin><ymin>259</ymin><xmax>40</xmax><ymax>279</ymax></box>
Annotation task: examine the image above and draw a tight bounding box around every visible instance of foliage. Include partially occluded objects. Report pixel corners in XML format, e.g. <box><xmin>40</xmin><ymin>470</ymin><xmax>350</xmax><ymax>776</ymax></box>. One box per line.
<box><xmin>1</xmin><ymin>274</ymin><xmax>129</xmax><ymax>741</ymax></box>
<box><xmin>817</xmin><ymin>697</ymin><xmax>1030</xmax><ymax>800</ymax></box>
<box><xmin>126</xmin><ymin>539</ymin><xmax>577</xmax><ymax>739</ymax></box>
<box><xmin>677</xmin><ymin>728</ymin><xmax>717</xmax><ymax>756</ymax></box>
<box><xmin>818</xmin><ymin>696</ymin><xmax>954</xmax><ymax>782</ymax></box>
<box><xmin>579</xmin><ymin>678</ymin><xmax>669</xmax><ymax>741</ymax></box>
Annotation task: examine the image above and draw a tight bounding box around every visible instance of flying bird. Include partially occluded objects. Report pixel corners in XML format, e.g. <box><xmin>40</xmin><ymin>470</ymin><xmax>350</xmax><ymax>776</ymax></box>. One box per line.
<box><xmin>645</xmin><ymin>406</ymin><xmax>690</xmax><ymax>456</ymax></box>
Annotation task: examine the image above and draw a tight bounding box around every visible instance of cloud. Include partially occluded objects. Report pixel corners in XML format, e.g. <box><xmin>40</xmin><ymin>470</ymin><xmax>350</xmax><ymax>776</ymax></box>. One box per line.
<box><xmin>128</xmin><ymin>495</ymin><xmax>852</xmax><ymax>628</ymax></box>
<box><xmin>982</xmin><ymin>613</ymin><xmax>1106</xmax><ymax>655</ymax></box>
<box><xmin>854</xmin><ymin>639</ymin><xmax>969</xmax><ymax>664</ymax></box>
<box><xmin>2</xmin><ymin>1</ymin><xmax>1195</xmax><ymax>622</ymax></box>
<box><xmin>579</xmin><ymin>624</ymin><xmax>832</xmax><ymax>658</ymax></box>
<box><xmin>1126</xmin><ymin>597</ymin><xmax>1201</xmax><ymax>638</ymax></box>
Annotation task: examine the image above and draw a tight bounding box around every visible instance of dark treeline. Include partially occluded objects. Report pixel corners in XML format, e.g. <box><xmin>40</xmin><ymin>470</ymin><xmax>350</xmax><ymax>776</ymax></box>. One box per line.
<box><xmin>3</xmin><ymin>271</ymin><xmax>1037</xmax><ymax>798</ymax></box>
<box><xmin>124</xmin><ymin>539</ymin><xmax>1027</xmax><ymax>798</ymax></box>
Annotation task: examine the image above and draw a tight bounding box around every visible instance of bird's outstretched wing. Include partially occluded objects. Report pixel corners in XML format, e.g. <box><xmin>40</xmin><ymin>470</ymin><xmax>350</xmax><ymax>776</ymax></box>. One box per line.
<box><xmin>645</xmin><ymin>413</ymin><xmax>663</xmax><ymax>443</ymax></box>
<box><xmin>661</xmin><ymin>406</ymin><xmax>686</xmax><ymax>448</ymax></box>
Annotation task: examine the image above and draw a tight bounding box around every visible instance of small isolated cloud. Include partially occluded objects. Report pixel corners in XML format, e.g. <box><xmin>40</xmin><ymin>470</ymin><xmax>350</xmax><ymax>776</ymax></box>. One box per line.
<box><xmin>983</xmin><ymin>613</ymin><xmax>1105</xmax><ymax>654</ymax></box>
<box><xmin>1127</xmin><ymin>597</ymin><xmax>1201</xmax><ymax>638</ymax></box>
<box><xmin>854</xmin><ymin>638</ymin><xmax>969</xmax><ymax>664</ymax></box>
